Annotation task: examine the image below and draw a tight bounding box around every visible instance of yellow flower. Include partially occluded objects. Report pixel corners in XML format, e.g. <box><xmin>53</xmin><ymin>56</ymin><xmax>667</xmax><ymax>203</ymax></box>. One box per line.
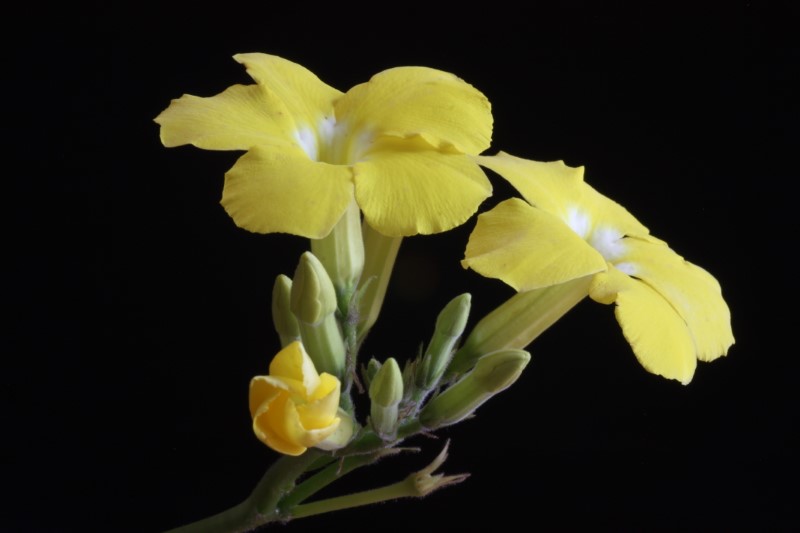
<box><xmin>462</xmin><ymin>152</ymin><xmax>734</xmax><ymax>384</ymax></box>
<box><xmin>155</xmin><ymin>53</ymin><xmax>493</xmax><ymax>238</ymax></box>
<box><xmin>249</xmin><ymin>341</ymin><xmax>343</xmax><ymax>456</ymax></box>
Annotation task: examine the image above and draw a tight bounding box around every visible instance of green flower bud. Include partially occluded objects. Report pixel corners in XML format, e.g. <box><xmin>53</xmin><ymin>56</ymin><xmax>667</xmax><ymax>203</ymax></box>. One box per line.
<box><xmin>447</xmin><ymin>277</ymin><xmax>590</xmax><ymax>378</ymax></box>
<box><xmin>272</xmin><ymin>274</ymin><xmax>300</xmax><ymax>347</ymax></box>
<box><xmin>369</xmin><ymin>357</ymin><xmax>403</xmax><ymax>439</ymax></box>
<box><xmin>291</xmin><ymin>252</ymin><xmax>338</xmax><ymax>325</ymax></box>
<box><xmin>420</xmin><ymin>349</ymin><xmax>530</xmax><ymax>430</ymax></box>
<box><xmin>416</xmin><ymin>293</ymin><xmax>471</xmax><ymax>391</ymax></box>
<box><xmin>290</xmin><ymin>252</ymin><xmax>346</xmax><ymax>378</ymax></box>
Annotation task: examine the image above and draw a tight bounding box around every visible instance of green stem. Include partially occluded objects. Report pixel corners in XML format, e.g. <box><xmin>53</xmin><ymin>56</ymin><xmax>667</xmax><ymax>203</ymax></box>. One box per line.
<box><xmin>278</xmin><ymin>450</ymin><xmax>386</xmax><ymax>512</ymax></box>
<box><xmin>164</xmin><ymin>450</ymin><xmax>324</xmax><ymax>533</ymax></box>
<box><xmin>289</xmin><ymin>479</ymin><xmax>415</xmax><ymax>519</ymax></box>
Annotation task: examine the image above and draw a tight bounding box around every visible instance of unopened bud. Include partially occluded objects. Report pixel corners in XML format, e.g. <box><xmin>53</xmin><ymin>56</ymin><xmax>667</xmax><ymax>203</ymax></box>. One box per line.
<box><xmin>290</xmin><ymin>252</ymin><xmax>345</xmax><ymax>378</ymax></box>
<box><xmin>416</xmin><ymin>294</ymin><xmax>471</xmax><ymax>391</ymax></box>
<box><xmin>369</xmin><ymin>357</ymin><xmax>404</xmax><ymax>439</ymax></box>
<box><xmin>420</xmin><ymin>349</ymin><xmax>530</xmax><ymax>429</ymax></box>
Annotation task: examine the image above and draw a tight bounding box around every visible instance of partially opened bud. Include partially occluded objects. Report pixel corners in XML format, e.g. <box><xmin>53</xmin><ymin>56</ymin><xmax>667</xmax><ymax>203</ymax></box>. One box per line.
<box><xmin>249</xmin><ymin>341</ymin><xmax>342</xmax><ymax>456</ymax></box>
<box><xmin>420</xmin><ymin>349</ymin><xmax>530</xmax><ymax>429</ymax></box>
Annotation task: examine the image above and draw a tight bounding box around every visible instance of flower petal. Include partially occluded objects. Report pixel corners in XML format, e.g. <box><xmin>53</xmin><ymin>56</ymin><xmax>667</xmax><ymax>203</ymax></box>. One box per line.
<box><xmin>272</xmin><ymin>396</ymin><xmax>340</xmax><ymax>449</ymax></box>
<box><xmin>155</xmin><ymin>84</ymin><xmax>295</xmax><ymax>150</ymax></box>
<box><xmin>354</xmin><ymin>138</ymin><xmax>491</xmax><ymax>236</ymax></box>
<box><xmin>234</xmin><ymin>53</ymin><xmax>343</xmax><ymax>133</ymax></box>
<box><xmin>462</xmin><ymin>198</ymin><xmax>607</xmax><ymax>291</ymax></box>
<box><xmin>590</xmin><ymin>267</ymin><xmax>697</xmax><ymax>384</ymax></box>
<box><xmin>477</xmin><ymin>153</ymin><xmax>650</xmax><ymax>238</ymax></box>
<box><xmin>620</xmin><ymin>239</ymin><xmax>734</xmax><ymax>362</ymax></box>
<box><xmin>252</xmin><ymin>395</ymin><xmax>307</xmax><ymax>456</ymax></box>
<box><xmin>268</xmin><ymin>341</ymin><xmax>321</xmax><ymax>397</ymax></box>
<box><xmin>249</xmin><ymin>376</ymin><xmax>283</xmax><ymax>418</ymax></box>
<box><xmin>336</xmin><ymin>67</ymin><xmax>492</xmax><ymax>154</ymax></box>
<box><xmin>296</xmin><ymin>373</ymin><xmax>340</xmax><ymax>429</ymax></box>
<box><xmin>222</xmin><ymin>145</ymin><xmax>354</xmax><ymax>238</ymax></box>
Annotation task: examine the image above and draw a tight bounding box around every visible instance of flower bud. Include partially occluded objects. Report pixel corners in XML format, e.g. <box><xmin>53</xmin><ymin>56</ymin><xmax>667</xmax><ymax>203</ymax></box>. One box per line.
<box><xmin>369</xmin><ymin>357</ymin><xmax>404</xmax><ymax>439</ymax></box>
<box><xmin>416</xmin><ymin>293</ymin><xmax>471</xmax><ymax>391</ymax></box>
<box><xmin>250</xmin><ymin>341</ymin><xmax>342</xmax><ymax>456</ymax></box>
<box><xmin>420</xmin><ymin>349</ymin><xmax>530</xmax><ymax>430</ymax></box>
<box><xmin>290</xmin><ymin>252</ymin><xmax>346</xmax><ymax>378</ymax></box>
<box><xmin>272</xmin><ymin>274</ymin><xmax>300</xmax><ymax>347</ymax></box>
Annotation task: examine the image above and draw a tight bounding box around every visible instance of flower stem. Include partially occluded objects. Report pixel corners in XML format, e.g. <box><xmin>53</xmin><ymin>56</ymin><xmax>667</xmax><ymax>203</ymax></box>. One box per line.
<box><xmin>289</xmin><ymin>480</ymin><xmax>414</xmax><ymax>519</ymax></box>
<box><xmin>164</xmin><ymin>450</ymin><xmax>324</xmax><ymax>533</ymax></box>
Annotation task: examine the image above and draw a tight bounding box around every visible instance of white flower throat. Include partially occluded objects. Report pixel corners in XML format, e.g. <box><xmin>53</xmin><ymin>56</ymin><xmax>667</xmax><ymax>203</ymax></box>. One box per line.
<box><xmin>565</xmin><ymin>206</ymin><xmax>637</xmax><ymax>275</ymax></box>
<box><xmin>294</xmin><ymin>116</ymin><xmax>373</xmax><ymax>165</ymax></box>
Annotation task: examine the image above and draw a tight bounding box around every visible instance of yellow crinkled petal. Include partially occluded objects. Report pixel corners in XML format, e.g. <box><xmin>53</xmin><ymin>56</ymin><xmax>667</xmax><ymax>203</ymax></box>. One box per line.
<box><xmin>462</xmin><ymin>198</ymin><xmax>607</xmax><ymax>291</ymax></box>
<box><xmin>253</xmin><ymin>394</ymin><xmax>307</xmax><ymax>456</ymax></box>
<box><xmin>222</xmin><ymin>145</ymin><xmax>354</xmax><ymax>238</ymax></box>
<box><xmin>234</xmin><ymin>53</ymin><xmax>343</xmax><ymax>134</ymax></box>
<box><xmin>269</xmin><ymin>341</ymin><xmax>320</xmax><ymax>397</ymax></box>
<box><xmin>335</xmin><ymin>67</ymin><xmax>492</xmax><ymax>154</ymax></box>
<box><xmin>273</xmin><ymin>396</ymin><xmax>340</xmax><ymax>449</ymax></box>
<box><xmin>155</xmin><ymin>84</ymin><xmax>295</xmax><ymax>150</ymax></box>
<box><xmin>354</xmin><ymin>138</ymin><xmax>491</xmax><ymax>236</ymax></box>
<box><xmin>296</xmin><ymin>374</ymin><xmax>340</xmax><ymax>429</ymax></box>
<box><xmin>621</xmin><ymin>238</ymin><xmax>734</xmax><ymax>361</ymax></box>
<box><xmin>477</xmin><ymin>153</ymin><xmax>650</xmax><ymax>238</ymax></box>
<box><xmin>248</xmin><ymin>376</ymin><xmax>283</xmax><ymax>418</ymax></box>
<box><xmin>590</xmin><ymin>267</ymin><xmax>697</xmax><ymax>384</ymax></box>
<box><xmin>476</xmin><ymin>153</ymin><xmax>585</xmax><ymax>216</ymax></box>
<box><xmin>581</xmin><ymin>183</ymin><xmax>651</xmax><ymax>239</ymax></box>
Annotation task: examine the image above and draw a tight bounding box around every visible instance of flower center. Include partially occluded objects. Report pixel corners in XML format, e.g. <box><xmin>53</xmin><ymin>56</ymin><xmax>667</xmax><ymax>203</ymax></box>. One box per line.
<box><xmin>294</xmin><ymin>116</ymin><xmax>374</xmax><ymax>165</ymax></box>
<box><xmin>565</xmin><ymin>205</ymin><xmax>634</xmax><ymax>272</ymax></box>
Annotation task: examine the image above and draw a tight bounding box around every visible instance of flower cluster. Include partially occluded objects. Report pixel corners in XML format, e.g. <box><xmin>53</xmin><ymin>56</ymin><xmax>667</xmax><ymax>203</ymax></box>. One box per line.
<box><xmin>156</xmin><ymin>53</ymin><xmax>734</xmax><ymax>528</ymax></box>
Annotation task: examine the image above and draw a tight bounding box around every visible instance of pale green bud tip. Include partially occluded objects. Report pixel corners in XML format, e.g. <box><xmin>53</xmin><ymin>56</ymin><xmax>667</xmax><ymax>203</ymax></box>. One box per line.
<box><xmin>369</xmin><ymin>357</ymin><xmax>403</xmax><ymax>407</ymax></box>
<box><xmin>290</xmin><ymin>252</ymin><xmax>338</xmax><ymax>324</ymax></box>
<box><xmin>272</xmin><ymin>275</ymin><xmax>300</xmax><ymax>340</ymax></box>
<box><xmin>470</xmin><ymin>349</ymin><xmax>531</xmax><ymax>393</ymax></box>
<box><xmin>436</xmin><ymin>293</ymin><xmax>471</xmax><ymax>338</ymax></box>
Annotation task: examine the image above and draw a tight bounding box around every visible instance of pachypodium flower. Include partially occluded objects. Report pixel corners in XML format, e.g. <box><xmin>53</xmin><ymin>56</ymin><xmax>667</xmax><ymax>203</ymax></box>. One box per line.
<box><xmin>155</xmin><ymin>53</ymin><xmax>493</xmax><ymax>238</ymax></box>
<box><xmin>249</xmin><ymin>341</ymin><xmax>346</xmax><ymax>456</ymax></box>
<box><xmin>462</xmin><ymin>152</ymin><xmax>734</xmax><ymax>384</ymax></box>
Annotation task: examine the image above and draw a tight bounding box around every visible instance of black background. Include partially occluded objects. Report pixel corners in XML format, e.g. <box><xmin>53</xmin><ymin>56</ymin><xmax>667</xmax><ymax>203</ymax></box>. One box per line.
<box><xmin>9</xmin><ymin>2</ymin><xmax>797</xmax><ymax>532</ymax></box>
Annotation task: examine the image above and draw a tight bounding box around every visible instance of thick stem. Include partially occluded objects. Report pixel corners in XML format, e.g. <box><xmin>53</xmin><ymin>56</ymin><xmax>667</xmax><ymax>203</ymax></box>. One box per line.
<box><xmin>164</xmin><ymin>451</ymin><xmax>324</xmax><ymax>533</ymax></box>
<box><xmin>289</xmin><ymin>480</ymin><xmax>414</xmax><ymax>519</ymax></box>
